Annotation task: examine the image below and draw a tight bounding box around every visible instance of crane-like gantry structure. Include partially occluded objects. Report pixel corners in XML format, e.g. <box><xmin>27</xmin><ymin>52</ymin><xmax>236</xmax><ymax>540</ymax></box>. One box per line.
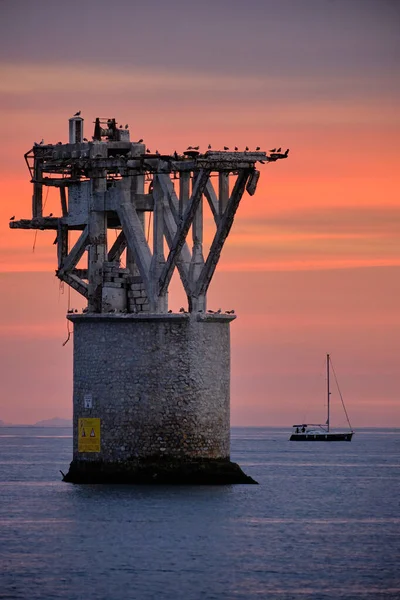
<box><xmin>10</xmin><ymin>115</ymin><xmax>288</xmax><ymax>314</ymax></box>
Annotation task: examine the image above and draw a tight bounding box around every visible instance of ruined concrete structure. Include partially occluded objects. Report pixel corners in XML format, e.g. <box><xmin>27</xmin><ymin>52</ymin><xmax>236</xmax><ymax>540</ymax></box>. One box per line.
<box><xmin>10</xmin><ymin>116</ymin><xmax>288</xmax><ymax>484</ymax></box>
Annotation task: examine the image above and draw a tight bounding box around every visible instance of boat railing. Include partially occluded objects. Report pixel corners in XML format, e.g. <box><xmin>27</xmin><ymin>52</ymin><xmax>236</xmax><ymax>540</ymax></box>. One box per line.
<box><xmin>292</xmin><ymin>424</ymin><xmax>328</xmax><ymax>428</ymax></box>
<box><xmin>292</xmin><ymin>424</ymin><xmax>329</xmax><ymax>433</ymax></box>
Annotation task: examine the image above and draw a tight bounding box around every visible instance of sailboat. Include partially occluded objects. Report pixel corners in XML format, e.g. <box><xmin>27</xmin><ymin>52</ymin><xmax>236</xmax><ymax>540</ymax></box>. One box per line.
<box><xmin>290</xmin><ymin>354</ymin><xmax>354</xmax><ymax>441</ymax></box>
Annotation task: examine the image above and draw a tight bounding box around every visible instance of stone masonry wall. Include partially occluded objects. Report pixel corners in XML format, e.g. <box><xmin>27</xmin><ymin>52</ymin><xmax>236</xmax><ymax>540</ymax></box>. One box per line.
<box><xmin>101</xmin><ymin>260</ymin><xmax>150</xmax><ymax>313</ymax></box>
<box><xmin>70</xmin><ymin>313</ymin><xmax>234</xmax><ymax>463</ymax></box>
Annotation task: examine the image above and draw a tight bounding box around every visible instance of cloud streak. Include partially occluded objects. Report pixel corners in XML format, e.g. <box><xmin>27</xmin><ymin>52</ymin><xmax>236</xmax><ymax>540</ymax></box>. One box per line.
<box><xmin>206</xmin><ymin>205</ymin><xmax>400</xmax><ymax>270</ymax></box>
<box><xmin>233</xmin><ymin>206</ymin><xmax>400</xmax><ymax>236</ymax></box>
<box><xmin>1</xmin><ymin>63</ymin><xmax>398</xmax><ymax>128</ymax></box>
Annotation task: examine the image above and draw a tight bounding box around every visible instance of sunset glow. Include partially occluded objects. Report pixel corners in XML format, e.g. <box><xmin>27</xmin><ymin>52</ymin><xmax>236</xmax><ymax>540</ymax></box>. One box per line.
<box><xmin>1</xmin><ymin>0</ymin><xmax>399</xmax><ymax>426</ymax></box>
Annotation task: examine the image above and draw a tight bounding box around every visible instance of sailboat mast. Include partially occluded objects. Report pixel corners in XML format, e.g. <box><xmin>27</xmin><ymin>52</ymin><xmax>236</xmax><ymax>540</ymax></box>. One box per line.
<box><xmin>327</xmin><ymin>353</ymin><xmax>330</xmax><ymax>432</ymax></box>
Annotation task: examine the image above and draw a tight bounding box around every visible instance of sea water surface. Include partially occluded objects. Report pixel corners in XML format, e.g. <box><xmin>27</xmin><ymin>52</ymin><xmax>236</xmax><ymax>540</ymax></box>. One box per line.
<box><xmin>0</xmin><ymin>427</ymin><xmax>399</xmax><ymax>600</ymax></box>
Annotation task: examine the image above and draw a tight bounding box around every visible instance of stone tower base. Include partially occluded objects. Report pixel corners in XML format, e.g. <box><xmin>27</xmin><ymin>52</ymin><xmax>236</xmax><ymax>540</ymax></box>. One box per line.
<box><xmin>64</xmin><ymin>313</ymin><xmax>257</xmax><ymax>485</ymax></box>
<box><xmin>63</xmin><ymin>457</ymin><xmax>256</xmax><ymax>484</ymax></box>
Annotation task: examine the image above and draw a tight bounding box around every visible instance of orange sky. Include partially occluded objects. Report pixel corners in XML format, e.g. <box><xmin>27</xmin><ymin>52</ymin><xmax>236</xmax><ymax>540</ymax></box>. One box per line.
<box><xmin>0</xmin><ymin>0</ymin><xmax>399</xmax><ymax>426</ymax></box>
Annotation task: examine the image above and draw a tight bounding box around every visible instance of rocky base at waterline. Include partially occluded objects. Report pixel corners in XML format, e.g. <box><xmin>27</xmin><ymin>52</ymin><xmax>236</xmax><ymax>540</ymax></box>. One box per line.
<box><xmin>62</xmin><ymin>458</ymin><xmax>258</xmax><ymax>485</ymax></box>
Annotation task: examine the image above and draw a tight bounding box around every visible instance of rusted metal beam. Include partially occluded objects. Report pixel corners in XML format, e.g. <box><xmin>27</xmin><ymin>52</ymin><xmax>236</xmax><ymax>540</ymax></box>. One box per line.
<box><xmin>88</xmin><ymin>174</ymin><xmax>107</xmax><ymax>313</ymax></box>
<box><xmin>246</xmin><ymin>170</ymin><xmax>260</xmax><ymax>196</ymax></box>
<box><xmin>57</xmin><ymin>225</ymin><xmax>88</xmax><ymax>276</ymax></box>
<box><xmin>72</xmin><ymin>268</ymin><xmax>88</xmax><ymax>279</ymax></box>
<box><xmin>219</xmin><ymin>173</ymin><xmax>229</xmax><ymax>217</ymax></box>
<box><xmin>204</xmin><ymin>179</ymin><xmax>219</xmax><ymax>226</ymax></box>
<box><xmin>32</xmin><ymin>157</ymin><xmax>43</xmax><ymax>218</ymax></box>
<box><xmin>179</xmin><ymin>172</ymin><xmax>190</xmax><ymax>219</ymax></box>
<box><xmin>189</xmin><ymin>173</ymin><xmax>205</xmax><ymax>291</ymax></box>
<box><xmin>116</xmin><ymin>181</ymin><xmax>153</xmax><ymax>298</ymax></box>
<box><xmin>57</xmin><ymin>223</ymin><xmax>69</xmax><ymax>270</ymax></box>
<box><xmin>159</xmin><ymin>169</ymin><xmax>210</xmax><ymax>296</ymax></box>
<box><xmin>194</xmin><ymin>170</ymin><xmax>250</xmax><ymax>298</ymax></box>
<box><xmin>60</xmin><ymin>187</ymin><xmax>68</xmax><ymax>217</ymax></box>
<box><xmin>150</xmin><ymin>178</ymin><xmax>166</xmax><ymax>311</ymax></box>
<box><xmin>59</xmin><ymin>272</ymin><xmax>88</xmax><ymax>298</ymax></box>
<box><xmin>35</xmin><ymin>152</ymin><xmax>271</xmax><ymax>181</ymax></box>
<box><xmin>135</xmin><ymin>193</ymin><xmax>154</xmax><ymax>211</ymax></box>
<box><xmin>108</xmin><ymin>231</ymin><xmax>127</xmax><ymax>262</ymax></box>
<box><xmin>157</xmin><ymin>174</ymin><xmax>179</xmax><ymax>224</ymax></box>
<box><xmin>126</xmin><ymin>173</ymin><xmax>145</xmax><ymax>279</ymax></box>
<box><xmin>153</xmin><ymin>176</ymin><xmax>191</xmax><ymax>296</ymax></box>
<box><xmin>9</xmin><ymin>218</ymin><xmax>84</xmax><ymax>231</ymax></box>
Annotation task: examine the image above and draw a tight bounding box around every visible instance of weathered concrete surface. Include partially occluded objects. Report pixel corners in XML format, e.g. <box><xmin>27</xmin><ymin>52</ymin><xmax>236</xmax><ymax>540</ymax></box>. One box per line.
<box><xmin>64</xmin><ymin>313</ymin><xmax>257</xmax><ymax>484</ymax></box>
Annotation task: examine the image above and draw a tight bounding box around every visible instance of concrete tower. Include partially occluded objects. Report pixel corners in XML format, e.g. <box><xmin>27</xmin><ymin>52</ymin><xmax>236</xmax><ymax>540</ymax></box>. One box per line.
<box><xmin>10</xmin><ymin>116</ymin><xmax>288</xmax><ymax>484</ymax></box>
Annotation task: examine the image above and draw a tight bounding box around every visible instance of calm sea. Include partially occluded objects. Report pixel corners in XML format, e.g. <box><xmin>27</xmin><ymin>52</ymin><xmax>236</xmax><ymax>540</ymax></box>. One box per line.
<box><xmin>0</xmin><ymin>427</ymin><xmax>399</xmax><ymax>600</ymax></box>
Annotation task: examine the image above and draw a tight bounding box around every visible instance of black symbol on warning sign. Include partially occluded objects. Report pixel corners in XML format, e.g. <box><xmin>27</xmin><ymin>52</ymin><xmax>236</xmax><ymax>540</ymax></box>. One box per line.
<box><xmin>90</xmin><ymin>428</ymin><xmax>96</xmax><ymax>437</ymax></box>
<box><xmin>81</xmin><ymin>429</ymin><xmax>86</xmax><ymax>437</ymax></box>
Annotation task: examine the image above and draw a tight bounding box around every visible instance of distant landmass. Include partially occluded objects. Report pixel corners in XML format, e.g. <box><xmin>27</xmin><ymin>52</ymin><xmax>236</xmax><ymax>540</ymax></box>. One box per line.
<box><xmin>33</xmin><ymin>417</ymin><xmax>72</xmax><ymax>427</ymax></box>
<box><xmin>0</xmin><ymin>417</ymin><xmax>72</xmax><ymax>427</ymax></box>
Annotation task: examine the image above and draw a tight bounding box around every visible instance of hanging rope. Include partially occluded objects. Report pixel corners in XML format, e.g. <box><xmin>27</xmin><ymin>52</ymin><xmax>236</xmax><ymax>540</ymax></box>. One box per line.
<box><xmin>330</xmin><ymin>358</ymin><xmax>353</xmax><ymax>431</ymax></box>
<box><xmin>146</xmin><ymin>212</ymin><xmax>152</xmax><ymax>243</ymax></box>
<box><xmin>58</xmin><ymin>280</ymin><xmax>65</xmax><ymax>302</ymax></box>
<box><xmin>62</xmin><ymin>286</ymin><xmax>72</xmax><ymax>346</ymax></box>
<box><xmin>32</xmin><ymin>230</ymin><xmax>38</xmax><ymax>252</ymax></box>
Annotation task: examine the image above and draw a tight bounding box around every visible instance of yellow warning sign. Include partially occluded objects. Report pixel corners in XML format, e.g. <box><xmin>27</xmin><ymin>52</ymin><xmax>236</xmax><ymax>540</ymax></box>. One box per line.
<box><xmin>78</xmin><ymin>418</ymin><xmax>100</xmax><ymax>453</ymax></box>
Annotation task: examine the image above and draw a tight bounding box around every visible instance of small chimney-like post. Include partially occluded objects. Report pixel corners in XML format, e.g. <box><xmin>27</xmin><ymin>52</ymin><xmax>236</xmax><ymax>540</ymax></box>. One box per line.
<box><xmin>69</xmin><ymin>117</ymin><xmax>84</xmax><ymax>143</ymax></box>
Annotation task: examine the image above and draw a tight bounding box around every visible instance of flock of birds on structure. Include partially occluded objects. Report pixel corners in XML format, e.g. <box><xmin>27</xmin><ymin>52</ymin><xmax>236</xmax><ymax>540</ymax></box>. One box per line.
<box><xmin>33</xmin><ymin>135</ymin><xmax>289</xmax><ymax>161</ymax></box>
<box><xmin>9</xmin><ymin>214</ymin><xmax>53</xmax><ymax>220</ymax></box>
<box><xmin>33</xmin><ymin>112</ymin><xmax>289</xmax><ymax>160</ymax></box>
<box><xmin>176</xmin><ymin>308</ymin><xmax>235</xmax><ymax>314</ymax></box>
<box><xmin>185</xmin><ymin>144</ymin><xmax>288</xmax><ymax>154</ymax></box>
<box><xmin>66</xmin><ymin>307</ymin><xmax>235</xmax><ymax>315</ymax></box>
<box><xmin>133</xmin><ymin>145</ymin><xmax>289</xmax><ymax>158</ymax></box>
<box><xmin>17</xmin><ymin>112</ymin><xmax>288</xmax><ymax>223</ymax></box>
